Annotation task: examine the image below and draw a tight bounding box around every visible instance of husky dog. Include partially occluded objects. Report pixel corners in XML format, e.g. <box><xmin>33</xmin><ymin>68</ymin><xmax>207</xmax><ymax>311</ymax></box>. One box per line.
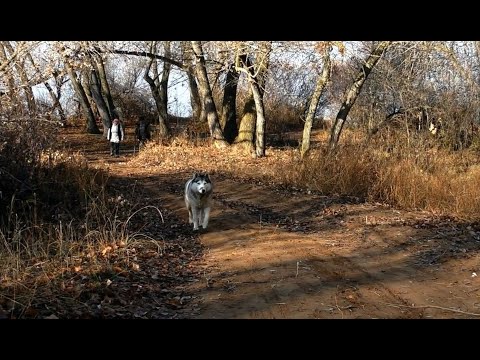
<box><xmin>184</xmin><ymin>173</ymin><xmax>213</xmax><ymax>231</ymax></box>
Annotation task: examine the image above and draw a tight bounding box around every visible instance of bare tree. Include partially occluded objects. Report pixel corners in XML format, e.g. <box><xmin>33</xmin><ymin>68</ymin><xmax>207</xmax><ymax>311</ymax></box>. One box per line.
<box><xmin>234</xmin><ymin>88</ymin><xmax>256</xmax><ymax>149</ymax></box>
<box><xmin>300</xmin><ymin>43</ymin><xmax>332</xmax><ymax>158</ymax></box>
<box><xmin>144</xmin><ymin>41</ymin><xmax>171</xmax><ymax>139</ymax></box>
<box><xmin>220</xmin><ymin>63</ymin><xmax>240</xmax><ymax>143</ymax></box>
<box><xmin>63</xmin><ymin>56</ymin><xmax>100</xmax><ymax>134</ymax></box>
<box><xmin>235</xmin><ymin>41</ymin><xmax>272</xmax><ymax>157</ymax></box>
<box><xmin>92</xmin><ymin>51</ymin><xmax>116</xmax><ymax>119</ymax></box>
<box><xmin>233</xmin><ymin>42</ymin><xmax>272</xmax><ymax>157</ymax></box>
<box><xmin>181</xmin><ymin>41</ymin><xmax>203</xmax><ymax>122</ymax></box>
<box><xmin>188</xmin><ymin>67</ymin><xmax>203</xmax><ymax>122</ymax></box>
<box><xmin>159</xmin><ymin>41</ymin><xmax>171</xmax><ymax>113</ymax></box>
<box><xmin>329</xmin><ymin>41</ymin><xmax>391</xmax><ymax>149</ymax></box>
<box><xmin>191</xmin><ymin>41</ymin><xmax>227</xmax><ymax>147</ymax></box>
<box><xmin>28</xmin><ymin>52</ymin><xmax>67</xmax><ymax>122</ymax></box>
<box><xmin>89</xmin><ymin>66</ymin><xmax>112</xmax><ymax>134</ymax></box>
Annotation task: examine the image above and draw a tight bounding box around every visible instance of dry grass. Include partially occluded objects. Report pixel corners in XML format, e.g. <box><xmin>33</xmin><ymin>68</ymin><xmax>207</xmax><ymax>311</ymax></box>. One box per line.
<box><xmin>3</xmin><ymin>123</ymin><xmax>480</xmax><ymax>316</ymax></box>
<box><xmin>292</xmin><ymin>133</ymin><xmax>480</xmax><ymax>219</ymax></box>
<box><xmin>0</xmin><ymin>148</ymin><xmax>164</xmax><ymax>316</ymax></box>
<box><xmin>134</xmin><ymin>129</ymin><xmax>480</xmax><ymax>220</ymax></box>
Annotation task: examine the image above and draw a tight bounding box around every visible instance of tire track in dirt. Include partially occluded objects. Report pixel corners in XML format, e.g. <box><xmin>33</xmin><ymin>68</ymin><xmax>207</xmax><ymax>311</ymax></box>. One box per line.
<box><xmin>146</xmin><ymin>174</ymin><xmax>435</xmax><ymax>318</ymax></box>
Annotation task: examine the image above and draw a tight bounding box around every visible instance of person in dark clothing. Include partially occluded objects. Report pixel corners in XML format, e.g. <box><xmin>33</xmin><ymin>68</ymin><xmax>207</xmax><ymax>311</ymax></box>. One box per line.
<box><xmin>135</xmin><ymin>116</ymin><xmax>151</xmax><ymax>150</ymax></box>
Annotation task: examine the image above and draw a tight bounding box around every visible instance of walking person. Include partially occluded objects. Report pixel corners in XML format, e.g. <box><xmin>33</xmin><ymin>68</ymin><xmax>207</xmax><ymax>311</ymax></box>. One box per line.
<box><xmin>107</xmin><ymin>118</ymin><xmax>124</xmax><ymax>157</ymax></box>
<box><xmin>134</xmin><ymin>116</ymin><xmax>151</xmax><ymax>151</ymax></box>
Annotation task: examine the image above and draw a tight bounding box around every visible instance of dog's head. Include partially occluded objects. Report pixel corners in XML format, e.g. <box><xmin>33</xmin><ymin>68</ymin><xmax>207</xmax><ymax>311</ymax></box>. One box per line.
<box><xmin>191</xmin><ymin>173</ymin><xmax>212</xmax><ymax>195</ymax></box>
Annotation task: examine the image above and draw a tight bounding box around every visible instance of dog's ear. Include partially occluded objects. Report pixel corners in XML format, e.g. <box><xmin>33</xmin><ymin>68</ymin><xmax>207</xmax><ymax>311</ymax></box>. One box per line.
<box><xmin>205</xmin><ymin>174</ymin><xmax>210</xmax><ymax>181</ymax></box>
<box><xmin>193</xmin><ymin>172</ymin><xmax>199</xmax><ymax>179</ymax></box>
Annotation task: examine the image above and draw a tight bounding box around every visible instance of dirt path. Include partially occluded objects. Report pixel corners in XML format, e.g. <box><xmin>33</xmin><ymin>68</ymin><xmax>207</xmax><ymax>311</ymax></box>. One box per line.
<box><xmin>69</xmin><ymin>128</ymin><xmax>480</xmax><ymax>318</ymax></box>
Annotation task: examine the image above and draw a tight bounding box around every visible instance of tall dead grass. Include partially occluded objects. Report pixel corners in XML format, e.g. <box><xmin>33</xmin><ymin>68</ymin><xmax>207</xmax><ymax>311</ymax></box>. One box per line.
<box><xmin>0</xmin><ymin>149</ymin><xmax>164</xmax><ymax>315</ymax></box>
<box><xmin>288</xmin><ymin>133</ymin><xmax>480</xmax><ymax>219</ymax></box>
<box><xmin>133</xmin><ymin>128</ymin><xmax>480</xmax><ymax>220</ymax></box>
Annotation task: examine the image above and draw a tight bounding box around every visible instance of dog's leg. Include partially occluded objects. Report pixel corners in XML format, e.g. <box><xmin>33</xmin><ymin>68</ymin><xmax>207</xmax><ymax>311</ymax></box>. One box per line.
<box><xmin>191</xmin><ymin>206</ymin><xmax>200</xmax><ymax>230</ymax></box>
<box><xmin>198</xmin><ymin>208</ymin><xmax>204</xmax><ymax>228</ymax></box>
<box><xmin>187</xmin><ymin>205</ymin><xmax>193</xmax><ymax>224</ymax></box>
<box><xmin>188</xmin><ymin>208</ymin><xmax>193</xmax><ymax>224</ymax></box>
<box><xmin>202</xmin><ymin>206</ymin><xmax>210</xmax><ymax>229</ymax></box>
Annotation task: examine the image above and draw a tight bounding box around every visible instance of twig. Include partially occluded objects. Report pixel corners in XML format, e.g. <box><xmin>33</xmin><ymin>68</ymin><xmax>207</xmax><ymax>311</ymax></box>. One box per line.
<box><xmin>0</xmin><ymin>294</ymin><xmax>26</xmax><ymax>308</ymax></box>
<box><xmin>321</xmin><ymin>304</ymin><xmax>354</xmax><ymax>311</ymax></box>
<box><xmin>335</xmin><ymin>294</ymin><xmax>344</xmax><ymax>318</ymax></box>
<box><xmin>296</xmin><ymin>261</ymin><xmax>299</xmax><ymax>277</ymax></box>
<box><xmin>385</xmin><ymin>302</ymin><xmax>480</xmax><ymax>316</ymax></box>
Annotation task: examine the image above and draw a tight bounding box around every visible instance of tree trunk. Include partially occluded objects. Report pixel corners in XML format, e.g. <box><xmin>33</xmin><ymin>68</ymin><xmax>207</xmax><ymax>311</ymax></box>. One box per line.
<box><xmin>80</xmin><ymin>71</ymin><xmax>95</xmax><ymax>110</ymax></box>
<box><xmin>301</xmin><ymin>47</ymin><xmax>332</xmax><ymax>158</ymax></box>
<box><xmin>329</xmin><ymin>41</ymin><xmax>391</xmax><ymax>149</ymax></box>
<box><xmin>90</xmin><ymin>69</ymin><xmax>112</xmax><ymax>135</ymax></box>
<box><xmin>64</xmin><ymin>59</ymin><xmax>100</xmax><ymax>134</ymax></box>
<box><xmin>236</xmin><ymin>42</ymin><xmax>271</xmax><ymax>157</ymax></box>
<box><xmin>191</xmin><ymin>41</ymin><xmax>227</xmax><ymax>147</ymax></box>
<box><xmin>93</xmin><ymin>53</ymin><xmax>116</xmax><ymax>119</ymax></box>
<box><xmin>181</xmin><ymin>41</ymin><xmax>203</xmax><ymax>122</ymax></box>
<box><xmin>160</xmin><ymin>41</ymin><xmax>171</xmax><ymax>112</ymax></box>
<box><xmin>150</xmin><ymin>41</ymin><xmax>171</xmax><ymax>127</ymax></box>
<box><xmin>233</xmin><ymin>49</ymin><xmax>268</xmax><ymax>152</ymax></box>
<box><xmin>251</xmin><ymin>79</ymin><xmax>267</xmax><ymax>157</ymax></box>
<box><xmin>255</xmin><ymin>42</ymin><xmax>271</xmax><ymax>98</ymax></box>
<box><xmin>44</xmin><ymin>80</ymin><xmax>66</xmax><ymax>122</ymax></box>
<box><xmin>144</xmin><ymin>56</ymin><xmax>170</xmax><ymax>139</ymax></box>
<box><xmin>188</xmin><ymin>68</ymin><xmax>203</xmax><ymax>122</ymax></box>
<box><xmin>234</xmin><ymin>89</ymin><xmax>256</xmax><ymax>152</ymax></box>
<box><xmin>220</xmin><ymin>63</ymin><xmax>240</xmax><ymax>143</ymax></box>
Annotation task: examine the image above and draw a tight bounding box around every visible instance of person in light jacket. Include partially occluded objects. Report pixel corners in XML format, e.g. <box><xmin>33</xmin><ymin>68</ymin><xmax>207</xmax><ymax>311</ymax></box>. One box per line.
<box><xmin>107</xmin><ymin>118</ymin><xmax>124</xmax><ymax>157</ymax></box>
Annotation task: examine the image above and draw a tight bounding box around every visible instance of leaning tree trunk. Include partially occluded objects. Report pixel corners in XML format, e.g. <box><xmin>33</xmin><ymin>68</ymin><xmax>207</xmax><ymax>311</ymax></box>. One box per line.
<box><xmin>80</xmin><ymin>71</ymin><xmax>96</xmax><ymax>114</ymax></box>
<box><xmin>300</xmin><ymin>46</ymin><xmax>332</xmax><ymax>158</ymax></box>
<box><xmin>29</xmin><ymin>52</ymin><xmax>68</xmax><ymax>123</ymax></box>
<box><xmin>64</xmin><ymin>59</ymin><xmax>100</xmax><ymax>134</ymax></box>
<box><xmin>220</xmin><ymin>63</ymin><xmax>240</xmax><ymax>143</ymax></box>
<box><xmin>145</xmin><ymin>56</ymin><xmax>170</xmax><ymax>139</ymax></box>
<box><xmin>43</xmin><ymin>80</ymin><xmax>66</xmax><ymax>123</ymax></box>
<box><xmin>89</xmin><ymin>69</ymin><xmax>112</xmax><ymax>135</ymax></box>
<box><xmin>329</xmin><ymin>41</ymin><xmax>391</xmax><ymax>150</ymax></box>
<box><xmin>93</xmin><ymin>53</ymin><xmax>116</xmax><ymax>119</ymax></box>
<box><xmin>191</xmin><ymin>41</ymin><xmax>227</xmax><ymax>147</ymax></box>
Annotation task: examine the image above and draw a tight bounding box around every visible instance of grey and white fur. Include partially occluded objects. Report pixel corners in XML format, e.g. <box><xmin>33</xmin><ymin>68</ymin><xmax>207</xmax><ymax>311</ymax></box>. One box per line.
<box><xmin>184</xmin><ymin>173</ymin><xmax>213</xmax><ymax>231</ymax></box>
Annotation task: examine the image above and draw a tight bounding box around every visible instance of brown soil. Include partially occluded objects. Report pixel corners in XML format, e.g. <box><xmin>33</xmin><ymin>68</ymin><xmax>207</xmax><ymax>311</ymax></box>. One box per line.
<box><xmin>62</xmin><ymin>126</ymin><xmax>480</xmax><ymax>319</ymax></box>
